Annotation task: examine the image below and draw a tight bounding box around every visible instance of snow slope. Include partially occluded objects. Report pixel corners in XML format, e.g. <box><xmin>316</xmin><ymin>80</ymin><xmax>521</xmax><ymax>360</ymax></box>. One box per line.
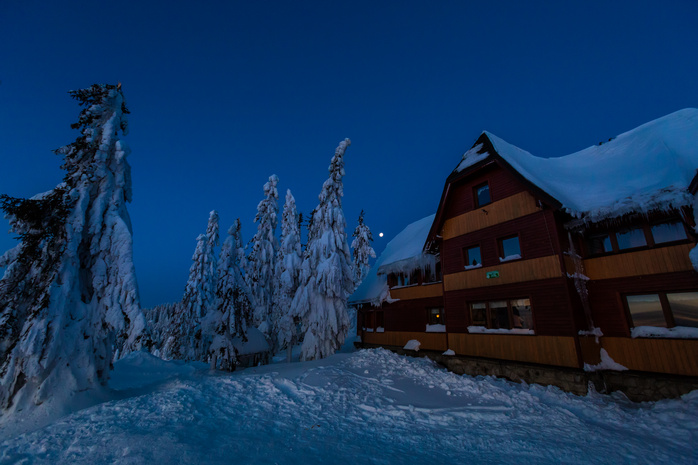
<box><xmin>2</xmin><ymin>349</ymin><xmax>697</xmax><ymax>464</ymax></box>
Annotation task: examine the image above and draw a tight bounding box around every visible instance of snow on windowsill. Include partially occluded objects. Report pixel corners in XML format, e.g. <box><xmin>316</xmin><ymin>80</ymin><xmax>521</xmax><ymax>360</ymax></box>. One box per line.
<box><xmin>442</xmin><ymin>349</ymin><xmax>455</xmax><ymax>356</ymax></box>
<box><xmin>631</xmin><ymin>326</ymin><xmax>698</xmax><ymax>339</ymax></box>
<box><xmin>579</xmin><ymin>328</ymin><xmax>603</xmax><ymax>337</ymax></box>
<box><xmin>584</xmin><ymin>349</ymin><xmax>628</xmax><ymax>372</ymax></box>
<box><xmin>363</xmin><ymin>327</ymin><xmax>385</xmax><ymax>333</ymax></box>
<box><xmin>467</xmin><ymin>326</ymin><xmax>534</xmax><ymax>335</ymax></box>
<box><xmin>403</xmin><ymin>339</ymin><xmax>420</xmax><ymax>351</ymax></box>
<box><xmin>499</xmin><ymin>254</ymin><xmax>521</xmax><ymax>263</ymax></box>
<box><xmin>426</xmin><ymin>324</ymin><xmax>446</xmax><ymax>333</ymax></box>
<box><xmin>464</xmin><ymin>263</ymin><xmax>482</xmax><ymax>270</ymax></box>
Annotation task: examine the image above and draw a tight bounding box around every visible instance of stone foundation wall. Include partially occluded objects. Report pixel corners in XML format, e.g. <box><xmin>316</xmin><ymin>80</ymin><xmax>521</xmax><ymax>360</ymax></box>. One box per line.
<box><xmin>359</xmin><ymin>342</ymin><xmax>698</xmax><ymax>401</ymax></box>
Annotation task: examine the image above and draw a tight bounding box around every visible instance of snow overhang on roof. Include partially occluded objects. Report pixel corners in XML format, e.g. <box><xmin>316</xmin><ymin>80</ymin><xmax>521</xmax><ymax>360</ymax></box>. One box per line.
<box><xmin>474</xmin><ymin>109</ymin><xmax>698</xmax><ymax>223</ymax></box>
<box><xmin>349</xmin><ymin>214</ymin><xmax>436</xmax><ymax>307</ymax></box>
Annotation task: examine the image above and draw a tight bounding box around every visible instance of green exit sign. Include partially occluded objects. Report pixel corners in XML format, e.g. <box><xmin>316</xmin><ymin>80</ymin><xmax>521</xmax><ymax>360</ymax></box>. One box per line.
<box><xmin>486</xmin><ymin>271</ymin><xmax>500</xmax><ymax>279</ymax></box>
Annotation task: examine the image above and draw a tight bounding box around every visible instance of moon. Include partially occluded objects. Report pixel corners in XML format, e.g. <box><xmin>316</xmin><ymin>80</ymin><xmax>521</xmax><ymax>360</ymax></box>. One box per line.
<box><xmin>379</xmin><ymin>232</ymin><xmax>384</xmax><ymax>238</ymax></box>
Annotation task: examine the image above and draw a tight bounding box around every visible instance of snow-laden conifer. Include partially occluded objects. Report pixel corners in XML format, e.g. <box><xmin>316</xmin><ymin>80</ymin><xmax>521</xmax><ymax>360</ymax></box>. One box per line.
<box><xmin>290</xmin><ymin>139</ymin><xmax>354</xmax><ymax>361</ymax></box>
<box><xmin>143</xmin><ymin>302</ymin><xmax>180</xmax><ymax>358</ymax></box>
<box><xmin>273</xmin><ymin>190</ymin><xmax>303</xmax><ymax>357</ymax></box>
<box><xmin>351</xmin><ymin>209</ymin><xmax>376</xmax><ymax>289</ymax></box>
<box><xmin>246</xmin><ymin>175</ymin><xmax>280</xmax><ymax>331</ymax></box>
<box><xmin>204</xmin><ymin>220</ymin><xmax>256</xmax><ymax>370</ymax></box>
<box><xmin>0</xmin><ymin>84</ymin><xmax>146</xmax><ymax>413</ymax></box>
<box><xmin>163</xmin><ymin>212</ymin><xmax>218</xmax><ymax>362</ymax></box>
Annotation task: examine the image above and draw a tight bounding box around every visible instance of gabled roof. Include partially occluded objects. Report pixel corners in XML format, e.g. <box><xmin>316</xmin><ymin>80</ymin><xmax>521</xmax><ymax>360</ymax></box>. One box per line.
<box><xmin>427</xmin><ymin>108</ymin><xmax>698</xmax><ymax>247</ymax></box>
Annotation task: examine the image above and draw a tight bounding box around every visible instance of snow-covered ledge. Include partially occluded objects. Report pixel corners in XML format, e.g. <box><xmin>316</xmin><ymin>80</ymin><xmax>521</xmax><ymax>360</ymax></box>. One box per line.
<box><xmin>467</xmin><ymin>326</ymin><xmax>534</xmax><ymax>335</ymax></box>
<box><xmin>631</xmin><ymin>326</ymin><xmax>698</xmax><ymax>339</ymax></box>
<box><xmin>499</xmin><ymin>254</ymin><xmax>521</xmax><ymax>263</ymax></box>
<box><xmin>464</xmin><ymin>263</ymin><xmax>482</xmax><ymax>270</ymax></box>
<box><xmin>425</xmin><ymin>324</ymin><xmax>446</xmax><ymax>333</ymax></box>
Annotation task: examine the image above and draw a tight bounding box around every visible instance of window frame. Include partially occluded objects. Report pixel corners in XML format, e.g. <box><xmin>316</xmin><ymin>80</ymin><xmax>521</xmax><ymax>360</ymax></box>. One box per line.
<box><xmin>473</xmin><ymin>182</ymin><xmax>491</xmax><ymax>208</ymax></box>
<box><xmin>468</xmin><ymin>298</ymin><xmax>533</xmax><ymax>331</ymax></box>
<box><xmin>623</xmin><ymin>290</ymin><xmax>698</xmax><ymax>329</ymax></box>
<box><xmin>498</xmin><ymin>234</ymin><xmax>522</xmax><ymax>261</ymax></box>
<box><xmin>427</xmin><ymin>307</ymin><xmax>444</xmax><ymax>326</ymax></box>
<box><xmin>463</xmin><ymin>244</ymin><xmax>482</xmax><ymax>268</ymax></box>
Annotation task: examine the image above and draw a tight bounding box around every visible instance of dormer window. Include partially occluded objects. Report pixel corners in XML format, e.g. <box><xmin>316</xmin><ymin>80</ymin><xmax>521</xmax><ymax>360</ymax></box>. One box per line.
<box><xmin>474</xmin><ymin>182</ymin><xmax>491</xmax><ymax>207</ymax></box>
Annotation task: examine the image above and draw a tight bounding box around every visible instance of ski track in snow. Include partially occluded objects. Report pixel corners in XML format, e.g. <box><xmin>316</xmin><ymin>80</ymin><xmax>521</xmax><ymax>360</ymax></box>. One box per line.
<box><xmin>1</xmin><ymin>349</ymin><xmax>697</xmax><ymax>464</ymax></box>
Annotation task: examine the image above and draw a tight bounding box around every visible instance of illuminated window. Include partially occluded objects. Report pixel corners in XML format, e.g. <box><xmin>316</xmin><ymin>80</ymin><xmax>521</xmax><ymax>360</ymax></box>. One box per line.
<box><xmin>428</xmin><ymin>308</ymin><xmax>444</xmax><ymax>325</ymax></box>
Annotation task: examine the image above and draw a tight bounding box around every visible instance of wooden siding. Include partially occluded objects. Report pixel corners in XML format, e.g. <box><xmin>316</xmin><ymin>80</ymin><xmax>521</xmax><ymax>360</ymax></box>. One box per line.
<box><xmin>444</xmin><ymin>255</ymin><xmax>562</xmax><ymax>291</ymax></box>
<box><xmin>602</xmin><ymin>337</ymin><xmax>698</xmax><ymax>376</ymax></box>
<box><xmin>443</xmin><ymin>191</ymin><xmax>540</xmax><ymax>239</ymax></box>
<box><xmin>443</xmin><ymin>163</ymin><xmax>528</xmax><ymax>220</ymax></box>
<box><xmin>583</xmin><ymin>243</ymin><xmax>693</xmax><ymax>280</ymax></box>
<box><xmin>442</xmin><ymin>209</ymin><xmax>561</xmax><ymax>275</ymax></box>
<box><xmin>390</xmin><ymin>283</ymin><xmax>443</xmax><ymax>301</ymax></box>
<box><xmin>383</xmin><ymin>296</ymin><xmax>444</xmax><ymax>332</ymax></box>
<box><xmin>447</xmin><ymin>333</ymin><xmax>579</xmax><ymax>368</ymax></box>
<box><xmin>362</xmin><ymin>331</ymin><xmax>448</xmax><ymax>352</ymax></box>
<box><xmin>444</xmin><ymin>277</ymin><xmax>577</xmax><ymax>336</ymax></box>
<box><xmin>587</xmin><ymin>270</ymin><xmax>698</xmax><ymax>337</ymax></box>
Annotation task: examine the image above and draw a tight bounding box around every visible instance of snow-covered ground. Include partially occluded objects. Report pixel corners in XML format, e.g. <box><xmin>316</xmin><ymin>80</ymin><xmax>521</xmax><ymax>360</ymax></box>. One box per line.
<box><xmin>1</xmin><ymin>349</ymin><xmax>697</xmax><ymax>464</ymax></box>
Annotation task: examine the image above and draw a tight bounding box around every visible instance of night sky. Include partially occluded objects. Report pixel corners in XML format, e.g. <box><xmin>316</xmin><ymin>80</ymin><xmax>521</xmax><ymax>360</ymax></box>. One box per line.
<box><xmin>1</xmin><ymin>1</ymin><xmax>697</xmax><ymax>308</ymax></box>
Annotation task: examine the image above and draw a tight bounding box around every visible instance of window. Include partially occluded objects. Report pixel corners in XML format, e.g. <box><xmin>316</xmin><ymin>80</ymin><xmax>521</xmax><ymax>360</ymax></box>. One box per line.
<box><xmin>626</xmin><ymin>291</ymin><xmax>698</xmax><ymax>328</ymax></box>
<box><xmin>474</xmin><ymin>182</ymin><xmax>491</xmax><ymax>207</ymax></box>
<box><xmin>587</xmin><ymin>234</ymin><xmax>612</xmax><ymax>255</ymax></box>
<box><xmin>651</xmin><ymin>221</ymin><xmax>687</xmax><ymax>244</ymax></box>
<box><xmin>499</xmin><ymin>235</ymin><xmax>521</xmax><ymax>261</ymax></box>
<box><xmin>463</xmin><ymin>245</ymin><xmax>482</xmax><ymax>268</ymax></box>
<box><xmin>469</xmin><ymin>298</ymin><xmax>533</xmax><ymax>330</ymax></box>
<box><xmin>375</xmin><ymin>311</ymin><xmax>385</xmax><ymax>330</ymax></box>
<box><xmin>428</xmin><ymin>308</ymin><xmax>444</xmax><ymax>325</ymax></box>
<box><xmin>617</xmin><ymin>227</ymin><xmax>647</xmax><ymax>250</ymax></box>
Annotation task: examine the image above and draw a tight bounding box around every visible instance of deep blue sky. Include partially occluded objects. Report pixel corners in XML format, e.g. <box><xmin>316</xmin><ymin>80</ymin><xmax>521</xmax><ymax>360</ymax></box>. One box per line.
<box><xmin>1</xmin><ymin>1</ymin><xmax>697</xmax><ymax>308</ymax></box>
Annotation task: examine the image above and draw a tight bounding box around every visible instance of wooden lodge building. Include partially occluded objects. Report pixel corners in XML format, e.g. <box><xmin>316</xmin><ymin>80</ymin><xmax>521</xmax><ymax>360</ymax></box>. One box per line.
<box><xmin>350</xmin><ymin>109</ymin><xmax>698</xmax><ymax>400</ymax></box>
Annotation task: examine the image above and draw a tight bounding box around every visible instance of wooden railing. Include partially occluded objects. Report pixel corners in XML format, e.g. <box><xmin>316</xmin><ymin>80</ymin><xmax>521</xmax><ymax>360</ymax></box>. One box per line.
<box><xmin>442</xmin><ymin>191</ymin><xmax>540</xmax><ymax>239</ymax></box>
<box><xmin>583</xmin><ymin>243</ymin><xmax>693</xmax><ymax>280</ymax></box>
<box><xmin>444</xmin><ymin>255</ymin><xmax>562</xmax><ymax>291</ymax></box>
<box><xmin>389</xmin><ymin>283</ymin><xmax>443</xmax><ymax>300</ymax></box>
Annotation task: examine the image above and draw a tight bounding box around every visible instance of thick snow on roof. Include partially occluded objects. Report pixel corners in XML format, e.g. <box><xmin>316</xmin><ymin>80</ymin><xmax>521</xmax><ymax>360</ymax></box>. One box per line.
<box><xmin>349</xmin><ymin>214</ymin><xmax>435</xmax><ymax>305</ymax></box>
<box><xmin>474</xmin><ymin>109</ymin><xmax>698</xmax><ymax>221</ymax></box>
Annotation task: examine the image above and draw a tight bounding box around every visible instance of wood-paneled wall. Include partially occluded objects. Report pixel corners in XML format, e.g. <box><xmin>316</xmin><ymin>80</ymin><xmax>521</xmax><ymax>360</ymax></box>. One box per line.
<box><xmin>587</xmin><ymin>270</ymin><xmax>698</xmax><ymax>337</ymax></box>
<box><xmin>362</xmin><ymin>331</ymin><xmax>448</xmax><ymax>351</ymax></box>
<box><xmin>443</xmin><ymin>191</ymin><xmax>540</xmax><ymax>239</ymax></box>
<box><xmin>390</xmin><ymin>283</ymin><xmax>443</xmax><ymax>301</ymax></box>
<box><xmin>442</xmin><ymin>210</ymin><xmax>561</xmax><ymax>274</ymax></box>
<box><xmin>447</xmin><ymin>333</ymin><xmax>579</xmax><ymax>368</ymax></box>
<box><xmin>444</xmin><ymin>277</ymin><xmax>576</xmax><ymax>336</ymax></box>
<box><xmin>601</xmin><ymin>337</ymin><xmax>698</xmax><ymax>376</ymax></box>
<box><xmin>444</xmin><ymin>255</ymin><xmax>562</xmax><ymax>291</ymax></box>
<box><xmin>583</xmin><ymin>244</ymin><xmax>693</xmax><ymax>280</ymax></box>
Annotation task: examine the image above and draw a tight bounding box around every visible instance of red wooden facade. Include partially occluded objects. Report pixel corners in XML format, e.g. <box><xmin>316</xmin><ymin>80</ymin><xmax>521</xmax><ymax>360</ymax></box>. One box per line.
<box><xmin>356</xmin><ymin>130</ymin><xmax>698</xmax><ymax>380</ymax></box>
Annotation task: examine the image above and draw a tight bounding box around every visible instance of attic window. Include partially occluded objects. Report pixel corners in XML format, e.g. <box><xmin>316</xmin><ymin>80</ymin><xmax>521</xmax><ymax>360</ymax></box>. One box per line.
<box><xmin>474</xmin><ymin>182</ymin><xmax>491</xmax><ymax>207</ymax></box>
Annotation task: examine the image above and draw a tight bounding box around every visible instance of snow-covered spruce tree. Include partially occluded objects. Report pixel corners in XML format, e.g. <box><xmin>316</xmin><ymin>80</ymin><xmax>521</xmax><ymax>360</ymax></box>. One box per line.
<box><xmin>246</xmin><ymin>175</ymin><xmax>280</xmax><ymax>332</ymax></box>
<box><xmin>204</xmin><ymin>220</ymin><xmax>256</xmax><ymax>370</ymax></box>
<box><xmin>351</xmin><ymin>209</ymin><xmax>376</xmax><ymax>289</ymax></box>
<box><xmin>163</xmin><ymin>212</ymin><xmax>218</xmax><ymax>361</ymax></box>
<box><xmin>143</xmin><ymin>302</ymin><xmax>180</xmax><ymax>357</ymax></box>
<box><xmin>273</xmin><ymin>190</ymin><xmax>303</xmax><ymax>358</ymax></box>
<box><xmin>290</xmin><ymin>139</ymin><xmax>354</xmax><ymax>361</ymax></box>
<box><xmin>0</xmin><ymin>84</ymin><xmax>147</xmax><ymax>412</ymax></box>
